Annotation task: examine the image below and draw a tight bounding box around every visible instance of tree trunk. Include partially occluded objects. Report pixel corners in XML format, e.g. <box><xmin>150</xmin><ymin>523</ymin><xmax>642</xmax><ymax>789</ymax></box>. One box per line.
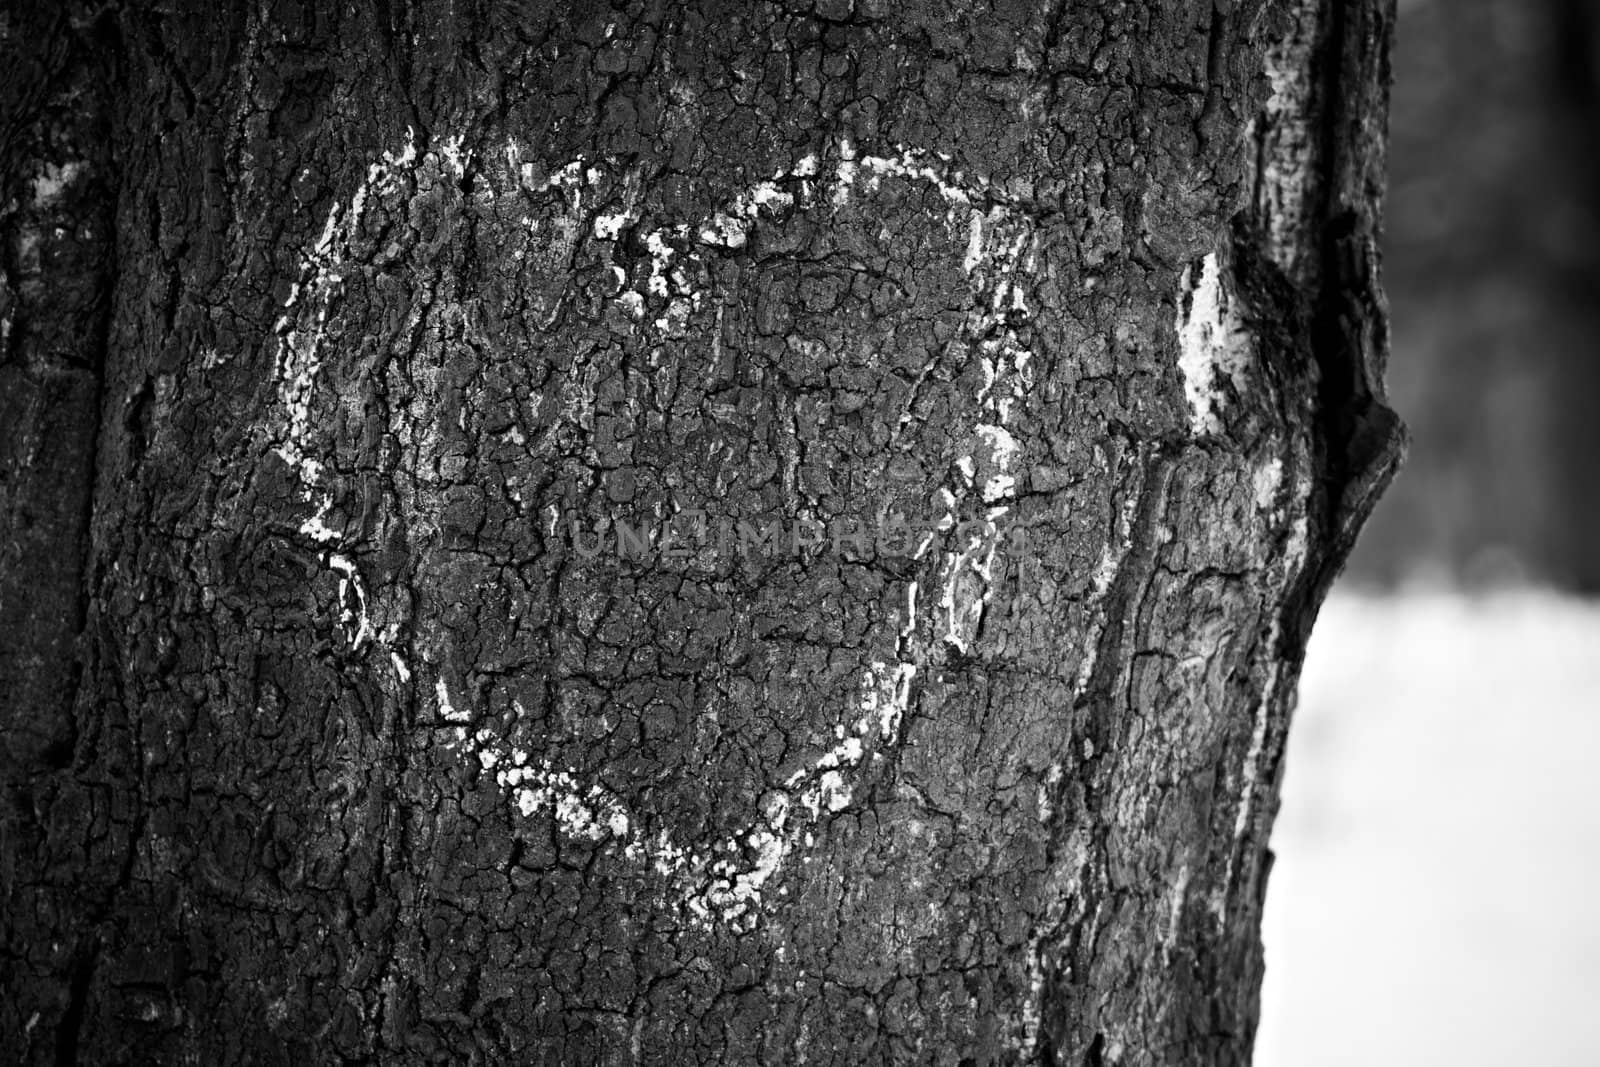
<box><xmin>1</xmin><ymin>1</ymin><xmax>1401</xmax><ymax>1064</ymax></box>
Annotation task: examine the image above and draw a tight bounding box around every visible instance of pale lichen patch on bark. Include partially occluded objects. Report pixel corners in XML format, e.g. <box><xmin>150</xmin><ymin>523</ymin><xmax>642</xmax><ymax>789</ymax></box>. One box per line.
<box><xmin>1249</xmin><ymin>12</ymin><xmax>1324</xmax><ymax>286</ymax></box>
<box><xmin>696</xmin><ymin>177</ymin><xmax>795</xmax><ymax>249</ymax></box>
<box><xmin>30</xmin><ymin>160</ymin><xmax>84</xmax><ymax>206</ymax></box>
<box><xmin>975</xmin><ymin>423</ymin><xmax>1020</xmax><ymax>503</ymax></box>
<box><xmin>1253</xmin><ymin>455</ymin><xmax>1286</xmax><ymax>510</ymax></box>
<box><xmin>1175</xmin><ymin>252</ymin><xmax>1254</xmax><ymax>436</ymax></box>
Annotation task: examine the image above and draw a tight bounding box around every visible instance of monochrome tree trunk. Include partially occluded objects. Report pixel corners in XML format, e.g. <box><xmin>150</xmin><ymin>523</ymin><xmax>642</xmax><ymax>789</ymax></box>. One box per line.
<box><xmin>1</xmin><ymin>1</ymin><xmax>1402</xmax><ymax>1063</ymax></box>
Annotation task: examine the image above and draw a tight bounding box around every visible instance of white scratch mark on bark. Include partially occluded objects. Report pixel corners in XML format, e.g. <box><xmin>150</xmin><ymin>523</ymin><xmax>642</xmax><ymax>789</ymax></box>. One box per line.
<box><xmin>697</xmin><ymin>179</ymin><xmax>794</xmax><ymax>249</ymax></box>
<box><xmin>495</xmin><ymin>756</ymin><xmax>632</xmax><ymax>840</ymax></box>
<box><xmin>442</xmin><ymin>650</ymin><xmax>918</xmax><ymax>929</ymax></box>
<box><xmin>31</xmin><ymin>161</ymin><xmax>84</xmax><ymax>205</ymax></box>
<box><xmin>975</xmin><ymin>423</ymin><xmax>1019</xmax><ymax>503</ymax></box>
<box><xmin>436</xmin><ymin>678</ymin><xmax>468</xmax><ymax>723</ymax></box>
<box><xmin>936</xmin><ymin>519</ymin><xmax>1006</xmax><ymax>653</ymax></box>
<box><xmin>1165</xmin><ymin>863</ymin><xmax>1193</xmax><ymax>958</ymax></box>
<box><xmin>270</xmin><ymin>127</ymin><xmax>423</xmax><ymax>486</ymax></box>
<box><xmin>326</xmin><ymin>553</ymin><xmax>373</xmax><ymax>650</ymax></box>
<box><xmin>1072</xmin><ymin>477</ymin><xmax>1141</xmax><ymax>697</ymax></box>
<box><xmin>964</xmin><ymin>210</ymin><xmax>986</xmax><ymax>273</ymax></box>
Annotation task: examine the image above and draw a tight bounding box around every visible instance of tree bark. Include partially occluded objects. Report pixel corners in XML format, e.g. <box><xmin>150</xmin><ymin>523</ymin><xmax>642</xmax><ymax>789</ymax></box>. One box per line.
<box><xmin>1</xmin><ymin>1</ymin><xmax>1401</xmax><ymax>1064</ymax></box>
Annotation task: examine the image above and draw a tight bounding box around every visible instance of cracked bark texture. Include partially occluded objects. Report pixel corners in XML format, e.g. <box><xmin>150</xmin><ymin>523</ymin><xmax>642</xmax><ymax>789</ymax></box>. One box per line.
<box><xmin>0</xmin><ymin>1</ymin><xmax>1401</xmax><ymax>1064</ymax></box>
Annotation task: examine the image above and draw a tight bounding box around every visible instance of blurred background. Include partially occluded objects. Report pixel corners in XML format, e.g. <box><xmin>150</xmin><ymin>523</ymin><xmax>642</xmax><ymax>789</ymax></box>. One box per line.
<box><xmin>1257</xmin><ymin>0</ymin><xmax>1600</xmax><ymax>1062</ymax></box>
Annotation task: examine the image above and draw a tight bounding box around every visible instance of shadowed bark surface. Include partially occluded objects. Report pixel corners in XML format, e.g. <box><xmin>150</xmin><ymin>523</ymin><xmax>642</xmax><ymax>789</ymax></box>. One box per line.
<box><xmin>0</xmin><ymin>1</ymin><xmax>1400</xmax><ymax>1063</ymax></box>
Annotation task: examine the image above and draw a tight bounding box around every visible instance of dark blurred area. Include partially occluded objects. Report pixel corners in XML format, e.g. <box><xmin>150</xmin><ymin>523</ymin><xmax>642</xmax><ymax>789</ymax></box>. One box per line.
<box><xmin>1352</xmin><ymin>0</ymin><xmax>1600</xmax><ymax>592</ymax></box>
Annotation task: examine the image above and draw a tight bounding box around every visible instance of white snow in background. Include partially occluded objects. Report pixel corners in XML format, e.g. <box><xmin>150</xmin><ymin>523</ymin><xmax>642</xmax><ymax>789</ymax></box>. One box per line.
<box><xmin>1258</xmin><ymin>589</ymin><xmax>1600</xmax><ymax>1067</ymax></box>
<box><xmin>1175</xmin><ymin>253</ymin><xmax>1252</xmax><ymax>436</ymax></box>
